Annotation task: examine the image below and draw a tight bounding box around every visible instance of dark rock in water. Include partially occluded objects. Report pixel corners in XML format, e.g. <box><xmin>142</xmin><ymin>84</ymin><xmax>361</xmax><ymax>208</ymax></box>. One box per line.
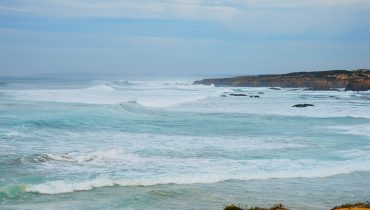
<box><xmin>194</xmin><ymin>69</ymin><xmax>370</xmax><ymax>91</ymax></box>
<box><xmin>249</xmin><ymin>96</ymin><xmax>253</xmax><ymax>98</ymax></box>
<box><xmin>293</xmin><ymin>104</ymin><xmax>314</xmax><ymax>108</ymax></box>
<box><xmin>253</xmin><ymin>95</ymin><xmax>260</xmax><ymax>98</ymax></box>
<box><xmin>229</xmin><ymin>93</ymin><xmax>247</xmax><ymax>96</ymax></box>
<box><xmin>269</xmin><ymin>87</ymin><xmax>282</xmax><ymax>90</ymax></box>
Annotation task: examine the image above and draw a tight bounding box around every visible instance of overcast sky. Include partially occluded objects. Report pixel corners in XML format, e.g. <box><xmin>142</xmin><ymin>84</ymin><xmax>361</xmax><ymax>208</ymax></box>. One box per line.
<box><xmin>1</xmin><ymin>0</ymin><xmax>370</xmax><ymax>76</ymax></box>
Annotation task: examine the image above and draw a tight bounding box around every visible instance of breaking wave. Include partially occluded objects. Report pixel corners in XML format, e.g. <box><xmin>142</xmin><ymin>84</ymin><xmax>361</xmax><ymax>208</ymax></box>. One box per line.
<box><xmin>327</xmin><ymin>124</ymin><xmax>370</xmax><ymax>138</ymax></box>
<box><xmin>1</xmin><ymin>81</ymin><xmax>215</xmax><ymax>107</ymax></box>
<box><xmin>25</xmin><ymin>158</ymin><xmax>370</xmax><ymax>194</ymax></box>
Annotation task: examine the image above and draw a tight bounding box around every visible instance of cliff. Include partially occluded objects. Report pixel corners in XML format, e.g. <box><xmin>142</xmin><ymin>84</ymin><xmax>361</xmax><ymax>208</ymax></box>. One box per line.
<box><xmin>194</xmin><ymin>69</ymin><xmax>370</xmax><ymax>91</ymax></box>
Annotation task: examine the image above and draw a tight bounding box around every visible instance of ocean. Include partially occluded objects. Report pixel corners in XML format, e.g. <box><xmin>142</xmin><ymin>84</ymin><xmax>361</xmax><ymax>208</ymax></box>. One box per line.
<box><xmin>0</xmin><ymin>75</ymin><xmax>370</xmax><ymax>210</ymax></box>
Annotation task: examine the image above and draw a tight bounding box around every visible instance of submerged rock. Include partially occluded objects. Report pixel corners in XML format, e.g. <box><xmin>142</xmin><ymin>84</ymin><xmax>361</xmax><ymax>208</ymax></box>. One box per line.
<box><xmin>292</xmin><ymin>103</ymin><xmax>314</xmax><ymax>108</ymax></box>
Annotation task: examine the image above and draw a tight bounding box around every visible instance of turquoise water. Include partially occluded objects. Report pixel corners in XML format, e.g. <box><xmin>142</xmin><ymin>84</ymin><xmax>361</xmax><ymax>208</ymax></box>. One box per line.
<box><xmin>1</xmin><ymin>76</ymin><xmax>370</xmax><ymax>209</ymax></box>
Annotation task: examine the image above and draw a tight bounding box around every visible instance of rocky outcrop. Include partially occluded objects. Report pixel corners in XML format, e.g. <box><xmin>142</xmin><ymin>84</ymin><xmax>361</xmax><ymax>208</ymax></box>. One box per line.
<box><xmin>194</xmin><ymin>69</ymin><xmax>370</xmax><ymax>91</ymax></box>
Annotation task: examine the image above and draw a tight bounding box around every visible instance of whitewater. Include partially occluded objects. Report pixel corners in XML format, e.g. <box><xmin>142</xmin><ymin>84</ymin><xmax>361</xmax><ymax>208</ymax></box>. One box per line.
<box><xmin>1</xmin><ymin>76</ymin><xmax>370</xmax><ymax>210</ymax></box>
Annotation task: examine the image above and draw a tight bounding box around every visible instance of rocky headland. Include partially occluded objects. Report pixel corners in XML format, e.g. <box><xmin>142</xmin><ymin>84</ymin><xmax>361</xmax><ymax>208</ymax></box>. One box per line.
<box><xmin>194</xmin><ymin>69</ymin><xmax>370</xmax><ymax>91</ymax></box>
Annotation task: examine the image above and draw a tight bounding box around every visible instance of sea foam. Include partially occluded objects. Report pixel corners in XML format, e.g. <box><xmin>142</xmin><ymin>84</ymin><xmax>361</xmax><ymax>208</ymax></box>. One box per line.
<box><xmin>25</xmin><ymin>157</ymin><xmax>370</xmax><ymax>194</ymax></box>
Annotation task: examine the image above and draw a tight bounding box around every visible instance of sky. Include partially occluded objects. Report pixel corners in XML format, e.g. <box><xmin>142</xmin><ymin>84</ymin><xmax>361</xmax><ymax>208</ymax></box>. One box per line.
<box><xmin>0</xmin><ymin>0</ymin><xmax>370</xmax><ymax>76</ymax></box>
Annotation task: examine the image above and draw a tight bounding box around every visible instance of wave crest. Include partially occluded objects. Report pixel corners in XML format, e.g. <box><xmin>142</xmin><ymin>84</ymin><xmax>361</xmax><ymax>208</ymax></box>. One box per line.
<box><xmin>85</xmin><ymin>84</ymin><xmax>115</xmax><ymax>91</ymax></box>
<box><xmin>34</xmin><ymin>149</ymin><xmax>121</xmax><ymax>163</ymax></box>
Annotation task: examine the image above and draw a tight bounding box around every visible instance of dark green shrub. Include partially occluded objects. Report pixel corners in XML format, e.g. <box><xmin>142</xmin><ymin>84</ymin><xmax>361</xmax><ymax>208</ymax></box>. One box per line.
<box><xmin>224</xmin><ymin>204</ymin><xmax>244</xmax><ymax>210</ymax></box>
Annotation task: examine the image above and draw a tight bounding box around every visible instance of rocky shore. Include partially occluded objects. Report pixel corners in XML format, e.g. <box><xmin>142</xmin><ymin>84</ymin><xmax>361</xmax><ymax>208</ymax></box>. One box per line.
<box><xmin>194</xmin><ymin>69</ymin><xmax>370</xmax><ymax>91</ymax></box>
<box><xmin>223</xmin><ymin>202</ymin><xmax>370</xmax><ymax>210</ymax></box>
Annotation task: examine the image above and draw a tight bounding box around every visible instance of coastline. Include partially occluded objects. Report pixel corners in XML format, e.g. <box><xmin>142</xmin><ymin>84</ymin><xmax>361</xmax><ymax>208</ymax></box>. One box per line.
<box><xmin>194</xmin><ymin>69</ymin><xmax>370</xmax><ymax>91</ymax></box>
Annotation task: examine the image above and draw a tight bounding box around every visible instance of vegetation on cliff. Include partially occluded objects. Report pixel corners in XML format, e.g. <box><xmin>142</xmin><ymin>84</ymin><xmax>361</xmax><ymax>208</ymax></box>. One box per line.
<box><xmin>331</xmin><ymin>202</ymin><xmax>370</xmax><ymax>210</ymax></box>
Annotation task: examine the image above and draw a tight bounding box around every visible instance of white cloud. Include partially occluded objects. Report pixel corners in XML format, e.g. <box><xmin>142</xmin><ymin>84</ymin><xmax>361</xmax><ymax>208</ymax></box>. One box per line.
<box><xmin>116</xmin><ymin>34</ymin><xmax>219</xmax><ymax>47</ymax></box>
<box><xmin>8</xmin><ymin>0</ymin><xmax>370</xmax><ymax>20</ymax></box>
<box><xmin>0</xmin><ymin>5</ymin><xmax>28</xmax><ymax>14</ymax></box>
<box><xmin>11</xmin><ymin>0</ymin><xmax>241</xmax><ymax>22</ymax></box>
<box><xmin>231</xmin><ymin>0</ymin><xmax>370</xmax><ymax>7</ymax></box>
<box><xmin>2</xmin><ymin>0</ymin><xmax>370</xmax><ymax>36</ymax></box>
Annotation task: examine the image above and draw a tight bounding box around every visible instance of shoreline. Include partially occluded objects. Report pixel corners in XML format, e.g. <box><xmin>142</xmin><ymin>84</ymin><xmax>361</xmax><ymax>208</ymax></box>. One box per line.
<box><xmin>223</xmin><ymin>202</ymin><xmax>370</xmax><ymax>210</ymax></box>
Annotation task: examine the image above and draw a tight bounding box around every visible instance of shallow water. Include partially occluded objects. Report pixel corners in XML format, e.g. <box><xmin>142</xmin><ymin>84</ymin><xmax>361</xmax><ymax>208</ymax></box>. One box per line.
<box><xmin>1</xmin><ymin>76</ymin><xmax>370</xmax><ymax>209</ymax></box>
